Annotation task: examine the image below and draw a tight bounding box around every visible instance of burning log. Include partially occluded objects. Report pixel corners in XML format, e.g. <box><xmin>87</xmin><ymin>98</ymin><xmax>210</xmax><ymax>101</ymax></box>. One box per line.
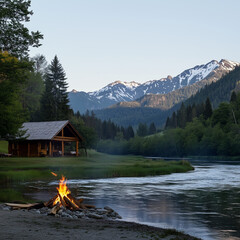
<box><xmin>44</xmin><ymin>195</ymin><xmax>58</xmax><ymax>208</ymax></box>
<box><xmin>67</xmin><ymin>194</ymin><xmax>80</xmax><ymax>203</ymax></box>
<box><xmin>67</xmin><ymin>195</ymin><xmax>86</xmax><ymax>209</ymax></box>
<box><xmin>67</xmin><ymin>194</ymin><xmax>83</xmax><ymax>209</ymax></box>
<box><xmin>63</xmin><ymin>196</ymin><xmax>79</xmax><ymax>210</ymax></box>
<box><xmin>57</xmin><ymin>193</ymin><xmax>67</xmax><ymax>208</ymax></box>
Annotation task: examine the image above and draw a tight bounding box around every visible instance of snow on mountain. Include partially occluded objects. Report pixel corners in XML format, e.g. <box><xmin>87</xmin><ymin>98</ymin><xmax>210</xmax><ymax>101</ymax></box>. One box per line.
<box><xmin>69</xmin><ymin>59</ymin><xmax>239</xmax><ymax>113</ymax></box>
<box><xmin>89</xmin><ymin>80</ymin><xmax>141</xmax><ymax>102</ymax></box>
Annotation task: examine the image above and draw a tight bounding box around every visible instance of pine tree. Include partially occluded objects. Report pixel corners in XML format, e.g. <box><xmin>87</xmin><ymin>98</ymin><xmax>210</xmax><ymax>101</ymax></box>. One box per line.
<box><xmin>177</xmin><ymin>103</ymin><xmax>187</xmax><ymax>128</ymax></box>
<box><xmin>230</xmin><ymin>91</ymin><xmax>237</xmax><ymax>103</ymax></box>
<box><xmin>165</xmin><ymin>117</ymin><xmax>171</xmax><ymax>129</ymax></box>
<box><xmin>137</xmin><ymin>123</ymin><xmax>148</xmax><ymax>137</ymax></box>
<box><xmin>149</xmin><ymin>122</ymin><xmax>157</xmax><ymax>135</ymax></box>
<box><xmin>40</xmin><ymin>55</ymin><xmax>70</xmax><ymax>121</ymax></box>
<box><xmin>172</xmin><ymin>112</ymin><xmax>177</xmax><ymax>128</ymax></box>
<box><xmin>191</xmin><ymin>104</ymin><xmax>197</xmax><ymax>119</ymax></box>
<box><xmin>126</xmin><ymin>126</ymin><xmax>134</xmax><ymax>140</ymax></box>
<box><xmin>203</xmin><ymin>97</ymin><xmax>213</xmax><ymax>120</ymax></box>
<box><xmin>186</xmin><ymin>105</ymin><xmax>193</xmax><ymax>123</ymax></box>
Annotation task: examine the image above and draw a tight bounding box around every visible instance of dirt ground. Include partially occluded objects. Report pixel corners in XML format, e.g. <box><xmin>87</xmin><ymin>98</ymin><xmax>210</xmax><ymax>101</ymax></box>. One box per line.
<box><xmin>0</xmin><ymin>209</ymin><xmax>202</xmax><ymax>240</ymax></box>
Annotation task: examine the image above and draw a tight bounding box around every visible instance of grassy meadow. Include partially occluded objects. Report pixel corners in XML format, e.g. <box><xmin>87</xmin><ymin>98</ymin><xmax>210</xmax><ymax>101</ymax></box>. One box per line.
<box><xmin>0</xmin><ymin>144</ymin><xmax>194</xmax><ymax>183</ymax></box>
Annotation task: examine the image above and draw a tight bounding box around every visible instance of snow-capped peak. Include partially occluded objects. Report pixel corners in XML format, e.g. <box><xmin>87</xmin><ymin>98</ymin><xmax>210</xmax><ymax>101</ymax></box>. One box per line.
<box><xmin>219</xmin><ymin>59</ymin><xmax>238</xmax><ymax>71</ymax></box>
<box><xmin>107</xmin><ymin>80</ymin><xmax>141</xmax><ymax>88</ymax></box>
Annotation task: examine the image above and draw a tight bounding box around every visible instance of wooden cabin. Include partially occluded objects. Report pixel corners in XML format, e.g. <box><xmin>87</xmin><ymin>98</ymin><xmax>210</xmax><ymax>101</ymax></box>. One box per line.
<box><xmin>8</xmin><ymin>120</ymin><xmax>84</xmax><ymax>157</ymax></box>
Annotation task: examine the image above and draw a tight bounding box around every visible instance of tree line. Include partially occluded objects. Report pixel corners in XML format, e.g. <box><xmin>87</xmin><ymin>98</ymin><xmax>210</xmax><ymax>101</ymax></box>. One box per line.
<box><xmin>165</xmin><ymin>97</ymin><xmax>213</xmax><ymax>129</ymax></box>
<box><xmin>97</xmin><ymin>92</ymin><xmax>240</xmax><ymax>157</ymax></box>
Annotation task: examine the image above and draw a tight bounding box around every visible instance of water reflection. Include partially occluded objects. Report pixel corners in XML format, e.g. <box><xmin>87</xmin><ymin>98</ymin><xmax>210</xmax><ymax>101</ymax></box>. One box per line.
<box><xmin>17</xmin><ymin>162</ymin><xmax>240</xmax><ymax>239</ymax></box>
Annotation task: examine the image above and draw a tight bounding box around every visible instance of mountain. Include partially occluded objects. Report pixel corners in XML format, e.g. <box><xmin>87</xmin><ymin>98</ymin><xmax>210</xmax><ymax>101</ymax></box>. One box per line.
<box><xmin>110</xmin><ymin>59</ymin><xmax>238</xmax><ymax>110</ymax></box>
<box><xmin>95</xmin><ymin>65</ymin><xmax>240</xmax><ymax>128</ymax></box>
<box><xmin>184</xmin><ymin>65</ymin><xmax>240</xmax><ymax>109</ymax></box>
<box><xmin>69</xmin><ymin>81</ymin><xmax>141</xmax><ymax>113</ymax></box>
<box><xmin>69</xmin><ymin>59</ymin><xmax>238</xmax><ymax>113</ymax></box>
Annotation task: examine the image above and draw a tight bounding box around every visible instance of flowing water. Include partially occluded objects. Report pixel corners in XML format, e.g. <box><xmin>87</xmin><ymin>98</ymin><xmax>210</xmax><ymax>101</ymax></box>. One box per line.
<box><xmin>15</xmin><ymin>161</ymin><xmax>240</xmax><ymax>239</ymax></box>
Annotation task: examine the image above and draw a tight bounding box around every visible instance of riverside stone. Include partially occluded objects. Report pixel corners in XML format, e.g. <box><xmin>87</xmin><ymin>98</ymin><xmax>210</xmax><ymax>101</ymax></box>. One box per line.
<box><xmin>0</xmin><ymin>204</ymin><xmax>122</xmax><ymax>221</ymax></box>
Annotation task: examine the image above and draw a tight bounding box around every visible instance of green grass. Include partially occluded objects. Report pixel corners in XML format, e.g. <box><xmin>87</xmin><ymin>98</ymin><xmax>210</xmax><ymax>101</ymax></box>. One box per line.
<box><xmin>0</xmin><ymin>150</ymin><xmax>194</xmax><ymax>183</ymax></box>
<box><xmin>0</xmin><ymin>141</ymin><xmax>8</xmax><ymax>153</ymax></box>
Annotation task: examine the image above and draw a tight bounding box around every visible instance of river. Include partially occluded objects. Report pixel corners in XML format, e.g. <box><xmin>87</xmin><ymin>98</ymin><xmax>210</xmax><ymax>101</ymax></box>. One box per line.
<box><xmin>22</xmin><ymin>160</ymin><xmax>240</xmax><ymax>240</ymax></box>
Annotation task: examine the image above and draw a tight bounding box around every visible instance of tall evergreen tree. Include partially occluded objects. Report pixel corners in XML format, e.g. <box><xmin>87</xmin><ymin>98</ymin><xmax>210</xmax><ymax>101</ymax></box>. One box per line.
<box><xmin>126</xmin><ymin>126</ymin><xmax>134</xmax><ymax>140</ymax></box>
<box><xmin>172</xmin><ymin>112</ymin><xmax>177</xmax><ymax>128</ymax></box>
<box><xmin>230</xmin><ymin>91</ymin><xmax>237</xmax><ymax>103</ymax></box>
<box><xmin>203</xmin><ymin>97</ymin><xmax>213</xmax><ymax>120</ymax></box>
<box><xmin>177</xmin><ymin>103</ymin><xmax>187</xmax><ymax>128</ymax></box>
<box><xmin>165</xmin><ymin>117</ymin><xmax>171</xmax><ymax>129</ymax></box>
<box><xmin>40</xmin><ymin>55</ymin><xmax>70</xmax><ymax>121</ymax></box>
<box><xmin>186</xmin><ymin>105</ymin><xmax>193</xmax><ymax>123</ymax></box>
<box><xmin>149</xmin><ymin>122</ymin><xmax>157</xmax><ymax>135</ymax></box>
<box><xmin>137</xmin><ymin>123</ymin><xmax>148</xmax><ymax>137</ymax></box>
<box><xmin>191</xmin><ymin>104</ymin><xmax>197</xmax><ymax>119</ymax></box>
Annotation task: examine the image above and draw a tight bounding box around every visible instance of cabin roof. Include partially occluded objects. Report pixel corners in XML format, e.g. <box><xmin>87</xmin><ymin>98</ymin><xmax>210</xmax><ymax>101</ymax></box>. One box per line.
<box><xmin>21</xmin><ymin>120</ymin><xmax>79</xmax><ymax>140</ymax></box>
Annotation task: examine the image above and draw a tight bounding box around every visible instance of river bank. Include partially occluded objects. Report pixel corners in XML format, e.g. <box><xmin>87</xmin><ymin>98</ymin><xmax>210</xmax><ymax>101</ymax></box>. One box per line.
<box><xmin>0</xmin><ymin>150</ymin><xmax>194</xmax><ymax>183</ymax></box>
<box><xmin>0</xmin><ymin>207</ymin><xmax>200</xmax><ymax>240</ymax></box>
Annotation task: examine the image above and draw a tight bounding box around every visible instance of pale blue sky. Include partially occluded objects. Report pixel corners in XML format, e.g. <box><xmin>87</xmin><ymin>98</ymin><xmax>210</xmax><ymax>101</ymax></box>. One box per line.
<box><xmin>28</xmin><ymin>0</ymin><xmax>240</xmax><ymax>92</ymax></box>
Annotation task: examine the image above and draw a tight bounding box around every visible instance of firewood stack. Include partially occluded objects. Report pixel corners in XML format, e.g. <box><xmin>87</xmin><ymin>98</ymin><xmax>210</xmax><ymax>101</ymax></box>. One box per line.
<box><xmin>5</xmin><ymin>196</ymin><xmax>95</xmax><ymax>214</ymax></box>
<box><xmin>44</xmin><ymin>193</ymin><xmax>95</xmax><ymax>214</ymax></box>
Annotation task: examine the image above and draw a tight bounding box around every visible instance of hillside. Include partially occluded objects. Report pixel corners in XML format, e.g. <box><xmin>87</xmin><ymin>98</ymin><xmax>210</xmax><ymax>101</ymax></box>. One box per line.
<box><xmin>184</xmin><ymin>65</ymin><xmax>240</xmax><ymax>109</ymax></box>
<box><xmin>94</xmin><ymin>107</ymin><xmax>170</xmax><ymax>128</ymax></box>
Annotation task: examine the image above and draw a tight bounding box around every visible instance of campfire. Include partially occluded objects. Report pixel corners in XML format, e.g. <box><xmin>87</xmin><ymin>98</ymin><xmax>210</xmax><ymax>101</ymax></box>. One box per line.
<box><xmin>44</xmin><ymin>175</ymin><xmax>95</xmax><ymax>214</ymax></box>
<box><xmin>6</xmin><ymin>174</ymin><xmax>95</xmax><ymax>215</ymax></box>
<box><xmin>4</xmin><ymin>173</ymin><xmax>121</xmax><ymax>220</ymax></box>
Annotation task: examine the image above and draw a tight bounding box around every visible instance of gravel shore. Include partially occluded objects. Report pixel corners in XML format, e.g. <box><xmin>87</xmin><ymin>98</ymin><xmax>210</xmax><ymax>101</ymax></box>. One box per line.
<box><xmin>0</xmin><ymin>207</ymin><xmax>201</xmax><ymax>240</ymax></box>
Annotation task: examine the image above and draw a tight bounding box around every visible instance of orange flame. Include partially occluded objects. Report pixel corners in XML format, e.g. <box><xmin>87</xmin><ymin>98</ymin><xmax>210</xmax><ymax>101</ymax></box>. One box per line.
<box><xmin>51</xmin><ymin>172</ymin><xmax>58</xmax><ymax>177</ymax></box>
<box><xmin>57</xmin><ymin>176</ymin><xmax>71</xmax><ymax>198</ymax></box>
<box><xmin>54</xmin><ymin>176</ymin><xmax>71</xmax><ymax>205</ymax></box>
<box><xmin>53</xmin><ymin>176</ymin><xmax>79</xmax><ymax>209</ymax></box>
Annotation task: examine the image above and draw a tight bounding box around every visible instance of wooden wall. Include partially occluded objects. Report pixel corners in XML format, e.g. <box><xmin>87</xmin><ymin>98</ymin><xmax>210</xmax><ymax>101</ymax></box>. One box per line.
<box><xmin>9</xmin><ymin>141</ymin><xmax>45</xmax><ymax>157</ymax></box>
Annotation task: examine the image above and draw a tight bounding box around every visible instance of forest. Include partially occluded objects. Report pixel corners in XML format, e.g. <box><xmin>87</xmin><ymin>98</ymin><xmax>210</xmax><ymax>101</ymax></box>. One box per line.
<box><xmin>96</xmin><ymin>91</ymin><xmax>240</xmax><ymax>157</ymax></box>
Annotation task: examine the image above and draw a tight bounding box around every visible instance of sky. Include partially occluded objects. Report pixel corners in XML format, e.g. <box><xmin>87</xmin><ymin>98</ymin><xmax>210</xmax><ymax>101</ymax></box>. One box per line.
<box><xmin>28</xmin><ymin>0</ymin><xmax>240</xmax><ymax>92</ymax></box>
